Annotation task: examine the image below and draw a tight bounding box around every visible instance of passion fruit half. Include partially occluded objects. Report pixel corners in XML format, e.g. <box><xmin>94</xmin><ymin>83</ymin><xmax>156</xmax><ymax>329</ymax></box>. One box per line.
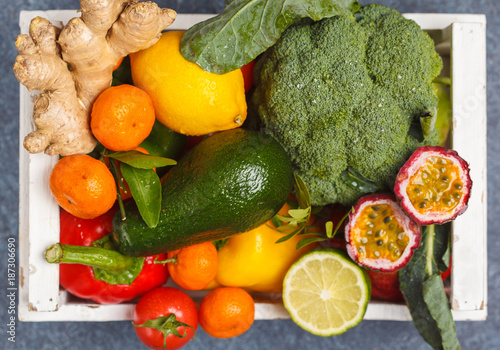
<box><xmin>394</xmin><ymin>146</ymin><xmax>472</xmax><ymax>225</ymax></box>
<box><xmin>345</xmin><ymin>193</ymin><xmax>421</xmax><ymax>272</ymax></box>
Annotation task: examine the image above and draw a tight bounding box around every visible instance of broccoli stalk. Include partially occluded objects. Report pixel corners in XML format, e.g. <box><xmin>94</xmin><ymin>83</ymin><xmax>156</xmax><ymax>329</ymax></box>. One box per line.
<box><xmin>251</xmin><ymin>4</ymin><xmax>443</xmax><ymax>206</ymax></box>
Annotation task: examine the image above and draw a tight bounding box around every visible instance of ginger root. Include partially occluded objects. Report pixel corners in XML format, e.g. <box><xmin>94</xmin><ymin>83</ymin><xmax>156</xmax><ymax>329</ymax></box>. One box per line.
<box><xmin>14</xmin><ymin>0</ymin><xmax>176</xmax><ymax>156</ymax></box>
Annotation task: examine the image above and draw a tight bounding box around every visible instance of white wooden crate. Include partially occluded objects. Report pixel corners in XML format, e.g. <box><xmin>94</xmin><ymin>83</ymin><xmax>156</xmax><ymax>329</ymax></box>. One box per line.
<box><xmin>18</xmin><ymin>11</ymin><xmax>487</xmax><ymax>322</ymax></box>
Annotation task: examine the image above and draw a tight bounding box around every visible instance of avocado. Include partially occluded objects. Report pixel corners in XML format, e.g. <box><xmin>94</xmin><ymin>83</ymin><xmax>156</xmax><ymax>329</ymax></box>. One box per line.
<box><xmin>112</xmin><ymin>128</ymin><xmax>294</xmax><ymax>256</ymax></box>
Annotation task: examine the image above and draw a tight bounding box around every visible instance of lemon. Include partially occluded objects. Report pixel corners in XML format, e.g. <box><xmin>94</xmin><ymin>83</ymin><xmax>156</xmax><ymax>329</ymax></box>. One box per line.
<box><xmin>282</xmin><ymin>248</ymin><xmax>371</xmax><ymax>336</ymax></box>
<box><xmin>130</xmin><ymin>31</ymin><xmax>247</xmax><ymax>136</ymax></box>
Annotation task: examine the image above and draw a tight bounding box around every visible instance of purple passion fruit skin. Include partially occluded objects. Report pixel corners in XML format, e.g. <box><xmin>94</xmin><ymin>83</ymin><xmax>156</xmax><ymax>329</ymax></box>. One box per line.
<box><xmin>394</xmin><ymin>146</ymin><xmax>472</xmax><ymax>225</ymax></box>
<box><xmin>345</xmin><ymin>193</ymin><xmax>421</xmax><ymax>272</ymax></box>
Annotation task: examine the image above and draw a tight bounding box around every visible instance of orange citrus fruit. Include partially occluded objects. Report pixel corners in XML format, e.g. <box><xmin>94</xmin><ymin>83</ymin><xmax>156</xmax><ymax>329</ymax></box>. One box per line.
<box><xmin>113</xmin><ymin>56</ymin><xmax>124</xmax><ymax>71</ymax></box>
<box><xmin>198</xmin><ymin>287</ymin><xmax>255</xmax><ymax>338</ymax></box>
<box><xmin>91</xmin><ymin>84</ymin><xmax>155</xmax><ymax>151</ymax></box>
<box><xmin>129</xmin><ymin>31</ymin><xmax>247</xmax><ymax>136</ymax></box>
<box><xmin>49</xmin><ymin>155</ymin><xmax>117</xmax><ymax>219</ymax></box>
<box><xmin>167</xmin><ymin>242</ymin><xmax>218</xmax><ymax>291</ymax></box>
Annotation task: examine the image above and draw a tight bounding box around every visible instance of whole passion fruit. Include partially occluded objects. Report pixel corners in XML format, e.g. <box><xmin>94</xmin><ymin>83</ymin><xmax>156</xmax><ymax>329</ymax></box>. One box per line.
<box><xmin>394</xmin><ymin>146</ymin><xmax>472</xmax><ymax>225</ymax></box>
<box><xmin>345</xmin><ymin>193</ymin><xmax>421</xmax><ymax>272</ymax></box>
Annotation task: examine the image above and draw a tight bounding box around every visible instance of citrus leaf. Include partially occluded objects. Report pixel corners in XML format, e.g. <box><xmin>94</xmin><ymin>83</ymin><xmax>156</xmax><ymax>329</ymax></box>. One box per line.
<box><xmin>107</xmin><ymin>150</ymin><xmax>177</xmax><ymax>169</ymax></box>
<box><xmin>120</xmin><ymin>164</ymin><xmax>162</xmax><ymax>228</ymax></box>
<box><xmin>180</xmin><ymin>0</ymin><xmax>361</xmax><ymax>74</ymax></box>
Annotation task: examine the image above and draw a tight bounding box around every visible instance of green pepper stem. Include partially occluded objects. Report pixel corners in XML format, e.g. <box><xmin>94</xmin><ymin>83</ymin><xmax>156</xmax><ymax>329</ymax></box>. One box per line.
<box><xmin>45</xmin><ymin>243</ymin><xmax>137</xmax><ymax>271</ymax></box>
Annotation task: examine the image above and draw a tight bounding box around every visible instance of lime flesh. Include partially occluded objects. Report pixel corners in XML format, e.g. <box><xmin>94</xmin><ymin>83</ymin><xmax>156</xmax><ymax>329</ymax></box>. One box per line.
<box><xmin>282</xmin><ymin>249</ymin><xmax>371</xmax><ymax>336</ymax></box>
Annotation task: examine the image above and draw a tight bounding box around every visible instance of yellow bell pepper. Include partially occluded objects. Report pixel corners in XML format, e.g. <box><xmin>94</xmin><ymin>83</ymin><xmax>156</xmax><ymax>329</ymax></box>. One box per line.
<box><xmin>213</xmin><ymin>208</ymin><xmax>318</xmax><ymax>293</ymax></box>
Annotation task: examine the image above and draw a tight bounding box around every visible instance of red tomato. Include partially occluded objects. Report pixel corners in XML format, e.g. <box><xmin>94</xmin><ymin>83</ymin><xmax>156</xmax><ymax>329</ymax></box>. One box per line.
<box><xmin>440</xmin><ymin>255</ymin><xmax>452</xmax><ymax>281</ymax></box>
<box><xmin>366</xmin><ymin>270</ymin><xmax>405</xmax><ymax>302</ymax></box>
<box><xmin>133</xmin><ymin>287</ymin><xmax>198</xmax><ymax>349</ymax></box>
<box><xmin>240</xmin><ymin>60</ymin><xmax>255</xmax><ymax>93</ymax></box>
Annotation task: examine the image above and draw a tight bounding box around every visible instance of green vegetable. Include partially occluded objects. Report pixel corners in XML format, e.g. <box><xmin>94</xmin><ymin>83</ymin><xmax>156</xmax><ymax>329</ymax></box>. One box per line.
<box><xmin>399</xmin><ymin>225</ymin><xmax>460</xmax><ymax>350</ymax></box>
<box><xmin>120</xmin><ymin>164</ymin><xmax>161</xmax><ymax>229</ymax></box>
<box><xmin>251</xmin><ymin>4</ymin><xmax>442</xmax><ymax>206</ymax></box>
<box><xmin>180</xmin><ymin>0</ymin><xmax>361</xmax><ymax>74</ymax></box>
<box><xmin>112</xmin><ymin>128</ymin><xmax>294</xmax><ymax>256</ymax></box>
<box><xmin>105</xmin><ymin>150</ymin><xmax>176</xmax><ymax>228</ymax></box>
<box><xmin>433</xmin><ymin>82</ymin><xmax>452</xmax><ymax>146</ymax></box>
<box><xmin>140</xmin><ymin>121</ymin><xmax>187</xmax><ymax>160</ymax></box>
<box><xmin>107</xmin><ymin>150</ymin><xmax>177</xmax><ymax>169</ymax></box>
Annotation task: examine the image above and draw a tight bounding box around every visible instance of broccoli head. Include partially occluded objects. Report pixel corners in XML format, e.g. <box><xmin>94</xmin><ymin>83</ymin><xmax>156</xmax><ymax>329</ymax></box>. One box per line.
<box><xmin>251</xmin><ymin>4</ymin><xmax>443</xmax><ymax>206</ymax></box>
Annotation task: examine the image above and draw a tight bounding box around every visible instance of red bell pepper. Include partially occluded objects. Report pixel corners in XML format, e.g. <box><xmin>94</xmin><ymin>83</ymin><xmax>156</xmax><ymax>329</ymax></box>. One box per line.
<box><xmin>44</xmin><ymin>206</ymin><xmax>168</xmax><ymax>304</ymax></box>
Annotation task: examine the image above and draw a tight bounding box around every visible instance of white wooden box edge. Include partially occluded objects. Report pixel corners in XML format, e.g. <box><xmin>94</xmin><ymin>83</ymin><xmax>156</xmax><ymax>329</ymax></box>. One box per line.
<box><xmin>18</xmin><ymin>10</ymin><xmax>487</xmax><ymax>322</ymax></box>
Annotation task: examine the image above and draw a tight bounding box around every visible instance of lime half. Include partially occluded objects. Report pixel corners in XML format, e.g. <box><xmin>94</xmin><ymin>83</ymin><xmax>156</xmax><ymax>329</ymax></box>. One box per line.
<box><xmin>282</xmin><ymin>248</ymin><xmax>371</xmax><ymax>336</ymax></box>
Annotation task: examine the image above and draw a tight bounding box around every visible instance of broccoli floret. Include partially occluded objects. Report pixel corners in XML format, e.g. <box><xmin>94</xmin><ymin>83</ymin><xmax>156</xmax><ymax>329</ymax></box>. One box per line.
<box><xmin>251</xmin><ymin>4</ymin><xmax>442</xmax><ymax>206</ymax></box>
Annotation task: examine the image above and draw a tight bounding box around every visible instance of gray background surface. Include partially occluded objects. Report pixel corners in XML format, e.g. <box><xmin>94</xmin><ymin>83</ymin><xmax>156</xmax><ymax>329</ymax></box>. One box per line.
<box><xmin>1</xmin><ymin>0</ymin><xmax>498</xmax><ymax>349</ymax></box>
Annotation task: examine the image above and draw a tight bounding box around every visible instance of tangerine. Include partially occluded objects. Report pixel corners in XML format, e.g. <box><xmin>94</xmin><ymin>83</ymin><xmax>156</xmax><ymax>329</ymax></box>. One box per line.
<box><xmin>198</xmin><ymin>287</ymin><xmax>255</xmax><ymax>338</ymax></box>
<box><xmin>130</xmin><ymin>31</ymin><xmax>247</xmax><ymax>136</ymax></box>
<box><xmin>49</xmin><ymin>155</ymin><xmax>117</xmax><ymax>219</ymax></box>
<box><xmin>90</xmin><ymin>84</ymin><xmax>155</xmax><ymax>151</ymax></box>
<box><xmin>113</xmin><ymin>57</ymin><xmax>124</xmax><ymax>71</ymax></box>
<box><xmin>166</xmin><ymin>242</ymin><xmax>218</xmax><ymax>290</ymax></box>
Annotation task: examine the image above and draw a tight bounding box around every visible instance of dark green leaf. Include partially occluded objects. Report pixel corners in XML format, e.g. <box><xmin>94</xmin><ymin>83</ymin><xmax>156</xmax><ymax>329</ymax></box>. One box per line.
<box><xmin>399</xmin><ymin>225</ymin><xmax>460</xmax><ymax>349</ymax></box>
<box><xmin>111</xmin><ymin>56</ymin><xmax>133</xmax><ymax>86</ymax></box>
<box><xmin>270</xmin><ymin>216</ymin><xmax>284</xmax><ymax>228</ymax></box>
<box><xmin>107</xmin><ymin>150</ymin><xmax>177</xmax><ymax>169</ymax></box>
<box><xmin>213</xmin><ymin>239</ymin><xmax>230</xmax><ymax>250</ymax></box>
<box><xmin>120</xmin><ymin>164</ymin><xmax>162</xmax><ymax>228</ymax></box>
<box><xmin>286</xmin><ymin>199</ymin><xmax>299</xmax><ymax>209</ymax></box>
<box><xmin>180</xmin><ymin>0</ymin><xmax>361</xmax><ymax>74</ymax></box>
<box><xmin>438</xmin><ymin>224</ymin><xmax>451</xmax><ymax>272</ymax></box>
<box><xmin>423</xmin><ymin>275</ymin><xmax>461</xmax><ymax>350</ymax></box>
<box><xmin>275</xmin><ymin>227</ymin><xmax>302</xmax><ymax>244</ymax></box>
<box><xmin>340</xmin><ymin>167</ymin><xmax>378</xmax><ymax>193</ymax></box>
<box><xmin>296</xmin><ymin>236</ymin><xmax>327</xmax><ymax>250</ymax></box>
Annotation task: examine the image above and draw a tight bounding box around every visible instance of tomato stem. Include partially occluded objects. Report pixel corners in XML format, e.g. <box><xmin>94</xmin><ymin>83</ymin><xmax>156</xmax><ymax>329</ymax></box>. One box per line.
<box><xmin>133</xmin><ymin>313</ymin><xmax>196</xmax><ymax>348</ymax></box>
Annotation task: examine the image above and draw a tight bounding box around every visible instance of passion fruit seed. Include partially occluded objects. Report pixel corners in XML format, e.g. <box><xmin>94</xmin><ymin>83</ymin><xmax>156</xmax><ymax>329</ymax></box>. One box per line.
<box><xmin>351</xmin><ymin>203</ymin><xmax>409</xmax><ymax>263</ymax></box>
<box><xmin>406</xmin><ymin>155</ymin><xmax>463</xmax><ymax>216</ymax></box>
